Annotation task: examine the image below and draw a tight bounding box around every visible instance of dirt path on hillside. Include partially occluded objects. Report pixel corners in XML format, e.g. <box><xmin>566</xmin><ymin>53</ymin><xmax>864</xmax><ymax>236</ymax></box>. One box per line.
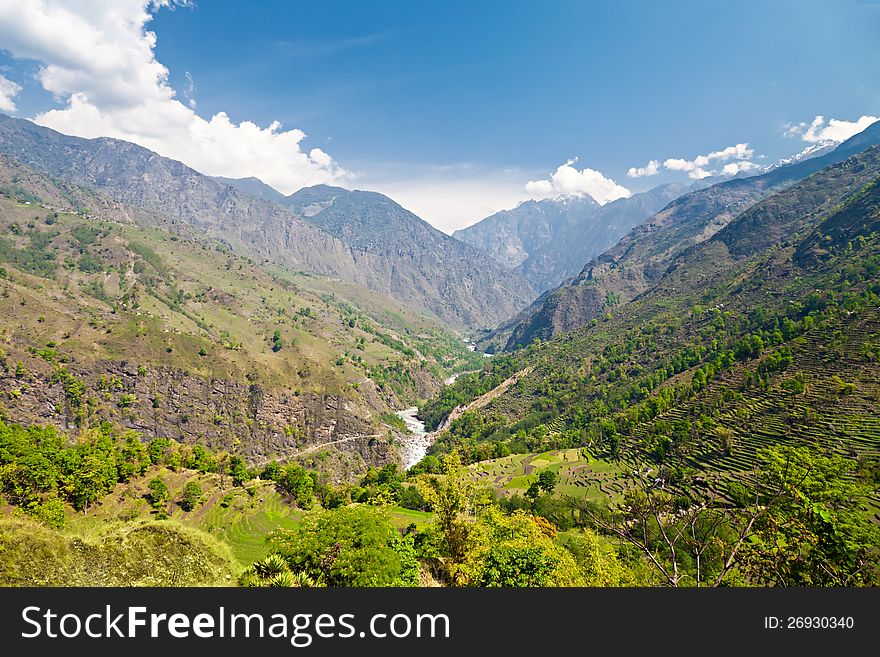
<box><xmin>431</xmin><ymin>366</ymin><xmax>534</xmax><ymax>436</ymax></box>
<box><xmin>252</xmin><ymin>433</ymin><xmax>384</xmax><ymax>468</ymax></box>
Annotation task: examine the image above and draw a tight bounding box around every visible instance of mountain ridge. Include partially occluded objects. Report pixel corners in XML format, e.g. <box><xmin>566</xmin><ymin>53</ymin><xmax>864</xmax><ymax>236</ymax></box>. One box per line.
<box><xmin>490</xmin><ymin>120</ymin><xmax>880</xmax><ymax>350</ymax></box>
<box><xmin>0</xmin><ymin>114</ymin><xmax>532</xmax><ymax>329</ymax></box>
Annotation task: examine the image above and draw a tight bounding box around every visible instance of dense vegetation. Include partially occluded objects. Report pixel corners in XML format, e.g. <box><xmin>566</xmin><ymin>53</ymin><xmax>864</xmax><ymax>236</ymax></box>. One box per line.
<box><xmin>405</xmin><ymin>146</ymin><xmax>880</xmax><ymax>586</ymax></box>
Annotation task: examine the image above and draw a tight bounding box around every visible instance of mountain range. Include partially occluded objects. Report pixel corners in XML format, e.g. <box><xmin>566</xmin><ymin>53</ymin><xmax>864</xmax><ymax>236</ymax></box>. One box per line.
<box><xmin>482</xmin><ymin>120</ymin><xmax>880</xmax><ymax>350</ymax></box>
<box><xmin>0</xmin><ymin>114</ymin><xmax>532</xmax><ymax>329</ymax></box>
<box><xmin>423</xmin><ymin>123</ymin><xmax>880</xmax><ymax>528</ymax></box>
<box><xmin>454</xmin><ymin>183</ymin><xmax>699</xmax><ymax>292</ymax></box>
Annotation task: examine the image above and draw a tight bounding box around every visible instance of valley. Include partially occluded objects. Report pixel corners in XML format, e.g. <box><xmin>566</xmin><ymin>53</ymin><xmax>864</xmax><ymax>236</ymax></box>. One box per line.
<box><xmin>1</xmin><ymin>111</ymin><xmax>878</xmax><ymax>589</ymax></box>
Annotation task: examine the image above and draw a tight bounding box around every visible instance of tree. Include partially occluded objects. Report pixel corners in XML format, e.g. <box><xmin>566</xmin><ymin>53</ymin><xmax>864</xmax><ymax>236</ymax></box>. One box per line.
<box><xmin>267</xmin><ymin>506</ymin><xmax>418</xmax><ymax>587</ymax></box>
<box><xmin>537</xmin><ymin>469</ymin><xmax>559</xmax><ymax>494</ymax></box>
<box><xmin>67</xmin><ymin>447</ymin><xmax>116</xmax><ymax>512</ymax></box>
<box><xmin>147</xmin><ymin>477</ymin><xmax>169</xmax><ymax>511</ymax></box>
<box><xmin>735</xmin><ymin>445</ymin><xmax>880</xmax><ymax>586</ymax></box>
<box><xmin>469</xmin><ymin>509</ymin><xmax>583</xmax><ymax>587</ymax></box>
<box><xmin>525</xmin><ymin>481</ymin><xmax>541</xmax><ymax>502</ymax></box>
<box><xmin>417</xmin><ymin>451</ymin><xmax>478</xmax><ymax>575</ymax></box>
<box><xmin>147</xmin><ymin>437</ymin><xmax>171</xmax><ymax>464</ymax></box>
<box><xmin>180</xmin><ymin>480</ymin><xmax>203</xmax><ymax>511</ymax></box>
<box><xmin>566</xmin><ymin>470</ymin><xmax>739</xmax><ymax>586</ymax></box>
<box><xmin>228</xmin><ymin>455</ymin><xmax>250</xmax><ymax>486</ymax></box>
<box><xmin>272</xmin><ymin>329</ymin><xmax>283</xmax><ymax>352</ymax></box>
<box><xmin>117</xmin><ymin>432</ymin><xmax>148</xmax><ymax>481</ymax></box>
<box><xmin>279</xmin><ymin>464</ymin><xmax>314</xmax><ymax>509</ymax></box>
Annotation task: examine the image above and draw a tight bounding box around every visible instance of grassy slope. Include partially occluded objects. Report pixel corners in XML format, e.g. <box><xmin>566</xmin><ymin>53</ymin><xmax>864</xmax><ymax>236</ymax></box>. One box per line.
<box><xmin>0</xmin><ymin>514</ymin><xmax>240</xmax><ymax>586</ymax></box>
<box><xmin>0</xmin><ymin>191</ymin><xmax>481</xmax><ymax>471</ymax></box>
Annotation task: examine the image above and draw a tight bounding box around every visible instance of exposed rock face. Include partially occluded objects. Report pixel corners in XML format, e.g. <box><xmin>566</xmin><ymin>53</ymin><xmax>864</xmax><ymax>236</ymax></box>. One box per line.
<box><xmin>0</xmin><ymin>361</ymin><xmax>398</xmax><ymax>469</ymax></box>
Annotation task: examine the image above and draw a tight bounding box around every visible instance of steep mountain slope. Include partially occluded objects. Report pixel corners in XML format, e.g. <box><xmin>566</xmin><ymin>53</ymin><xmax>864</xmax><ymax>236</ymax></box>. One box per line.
<box><xmin>283</xmin><ymin>184</ymin><xmax>536</xmax><ymax>328</ymax></box>
<box><xmin>494</xmin><ymin>120</ymin><xmax>880</xmax><ymax>349</ymax></box>
<box><xmin>211</xmin><ymin>175</ymin><xmax>288</xmax><ymax>204</ymax></box>
<box><xmin>0</xmin><ymin>115</ymin><xmax>531</xmax><ymax>328</ymax></box>
<box><xmin>454</xmin><ymin>184</ymin><xmax>693</xmax><ymax>292</ymax></box>
<box><xmin>0</xmin><ymin>157</ymin><xmax>482</xmax><ymax>476</ymax></box>
<box><xmin>421</xmin><ymin>143</ymin><xmax>880</xmax><ymax>505</ymax></box>
<box><xmin>453</xmin><ymin>195</ymin><xmax>599</xmax><ymax>272</ymax></box>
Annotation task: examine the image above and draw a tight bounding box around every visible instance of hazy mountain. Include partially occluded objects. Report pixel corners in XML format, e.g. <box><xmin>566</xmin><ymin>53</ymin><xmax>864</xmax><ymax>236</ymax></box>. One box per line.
<box><xmin>488</xmin><ymin>120</ymin><xmax>880</xmax><ymax>350</ymax></box>
<box><xmin>453</xmin><ymin>195</ymin><xmax>599</xmax><ymax>272</ymax></box>
<box><xmin>211</xmin><ymin>175</ymin><xmax>287</xmax><ymax>204</ymax></box>
<box><xmin>454</xmin><ymin>183</ymin><xmax>695</xmax><ymax>292</ymax></box>
<box><xmin>0</xmin><ymin>114</ymin><xmax>532</xmax><ymax>328</ymax></box>
<box><xmin>284</xmin><ymin>184</ymin><xmax>537</xmax><ymax>328</ymax></box>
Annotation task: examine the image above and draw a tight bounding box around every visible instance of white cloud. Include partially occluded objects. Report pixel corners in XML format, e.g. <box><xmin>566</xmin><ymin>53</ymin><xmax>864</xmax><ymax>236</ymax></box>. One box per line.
<box><xmin>0</xmin><ymin>0</ymin><xmax>348</xmax><ymax>194</ymax></box>
<box><xmin>627</xmin><ymin>159</ymin><xmax>660</xmax><ymax>178</ymax></box>
<box><xmin>524</xmin><ymin>158</ymin><xmax>630</xmax><ymax>205</ymax></box>
<box><xmin>0</xmin><ymin>74</ymin><xmax>21</xmax><ymax>112</ymax></box>
<box><xmin>663</xmin><ymin>143</ymin><xmax>756</xmax><ymax>179</ymax></box>
<box><xmin>721</xmin><ymin>161</ymin><xmax>761</xmax><ymax>176</ymax></box>
<box><xmin>785</xmin><ymin>114</ymin><xmax>878</xmax><ymax>144</ymax></box>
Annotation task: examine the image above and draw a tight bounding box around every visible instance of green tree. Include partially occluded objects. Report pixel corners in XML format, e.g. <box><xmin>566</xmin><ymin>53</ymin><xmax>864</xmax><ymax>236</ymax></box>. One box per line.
<box><xmin>180</xmin><ymin>480</ymin><xmax>203</xmax><ymax>511</ymax></box>
<box><xmin>228</xmin><ymin>455</ymin><xmax>250</xmax><ymax>486</ymax></box>
<box><xmin>147</xmin><ymin>437</ymin><xmax>171</xmax><ymax>464</ymax></box>
<box><xmin>267</xmin><ymin>506</ymin><xmax>418</xmax><ymax>587</ymax></box>
<box><xmin>116</xmin><ymin>432</ymin><xmax>148</xmax><ymax>481</ymax></box>
<box><xmin>537</xmin><ymin>469</ymin><xmax>559</xmax><ymax>494</ymax></box>
<box><xmin>279</xmin><ymin>464</ymin><xmax>314</xmax><ymax>509</ymax></box>
<box><xmin>417</xmin><ymin>450</ymin><xmax>478</xmax><ymax>577</ymax></box>
<box><xmin>147</xmin><ymin>477</ymin><xmax>169</xmax><ymax>511</ymax></box>
<box><xmin>736</xmin><ymin>446</ymin><xmax>880</xmax><ymax>586</ymax></box>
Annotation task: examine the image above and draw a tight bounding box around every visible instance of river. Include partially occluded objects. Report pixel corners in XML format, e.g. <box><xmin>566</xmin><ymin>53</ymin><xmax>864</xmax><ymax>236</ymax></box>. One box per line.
<box><xmin>394</xmin><ymin>341</ymin><xmax>486</xmax><ymax>468</ymax></box>
<box><xmin>395</xmin><ymin>369</ymin><xmax>480</xmax><ymax>468</ymax></box>
<box><xmin>394</xmin><ymin>407</ymin><xmax>431</xmax><ymax>470</ymax></box>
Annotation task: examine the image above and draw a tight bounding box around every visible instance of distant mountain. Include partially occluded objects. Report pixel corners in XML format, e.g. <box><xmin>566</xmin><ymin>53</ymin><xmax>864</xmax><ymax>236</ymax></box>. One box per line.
<box><xmin>211</xmin><ymin>175</ymin><xmax>287</xmax><ymax>204</ymax></box>
<box><xmin>0</xmin><ymin>114</ymin><xmax>532</xmax><ymax>328</ymax></box>
<box><xmin>763</xmin><ymin>141</ymin><xmax>837</xmax><ymax>172</ymax></box>
<box><xmin>490</xmin><ymin>119</ymin><xmax>880</xmax><ymax>350</ymax></box>
<box><xmin>454</xmin><ymin>183</ymin><xmax>695</xmax><ymax>292</ymax></box>
<box><xmin>284</xmin><ymin>184</ymin><xmax>537</xmax><ymax>328</ymax></box>
<box><xmin>453</xmin><ymin>195</ymin><xmax>599</xmax><ymax>272</ymax></box>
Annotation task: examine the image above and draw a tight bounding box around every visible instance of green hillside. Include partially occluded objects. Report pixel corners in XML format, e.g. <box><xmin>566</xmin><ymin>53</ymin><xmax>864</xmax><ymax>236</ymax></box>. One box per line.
<box><xmin>424</xmin><ymin>145</ymin><xmax>880</xmax><ymax>507</ymax></box>
<box><xmin>0</xmin><ymin>169</ymin><xmax>480</xmax><ymax>473</ymax></box>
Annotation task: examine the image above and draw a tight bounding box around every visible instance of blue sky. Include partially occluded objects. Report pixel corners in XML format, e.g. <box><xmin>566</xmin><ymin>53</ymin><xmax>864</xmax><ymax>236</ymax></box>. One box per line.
<box><xmin>0</xmin><ymin>0</ymin><xmax>879</xmax><ymax>231</ymax></box>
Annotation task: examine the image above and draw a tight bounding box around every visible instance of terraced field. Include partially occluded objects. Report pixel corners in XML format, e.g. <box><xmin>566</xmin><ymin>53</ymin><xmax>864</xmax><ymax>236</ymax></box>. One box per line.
<box><xmin>627</xmin><ymin>307</ymin><xmax>880</xmax><ymax>505</ymax></box>
<box><xmin>468</xmin><ymin>448</ymin><xmax>631</xmax><ymax>502</ymax></box>
<box><xmin>176</xmin><ymin>485</ymin><xmax>303</xmax><ymax>564</ymax></box>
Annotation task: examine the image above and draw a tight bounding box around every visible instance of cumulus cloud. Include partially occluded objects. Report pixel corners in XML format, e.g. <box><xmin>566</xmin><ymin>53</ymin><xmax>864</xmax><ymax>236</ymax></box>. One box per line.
<box><xmin>627</xmin><ymin>159</ymin><xmax>660</xmax><ymax>178</ymax></box>
<box><xmin>0</xmin><ymin>0</ymin><xmax>348</xmax><ymax>194</ymax></box>
<box><xmin>0</xmin><ymin>74</ymin><xmax>21</xmax><ymax>112</ymax></box>
<box><xmin>663</xmin><ymin>143</ymin><xmax>756</xmax><ymax>179</ymax></box>
<box><xmin>524</xmin><ymin>158</ymin><xmax>630</xmax><ymax>205</ymax></box>
<box><xmin>784</xmin><ymin>115</ymin><xmax>878</xmax><ymax>144</ymax></box>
